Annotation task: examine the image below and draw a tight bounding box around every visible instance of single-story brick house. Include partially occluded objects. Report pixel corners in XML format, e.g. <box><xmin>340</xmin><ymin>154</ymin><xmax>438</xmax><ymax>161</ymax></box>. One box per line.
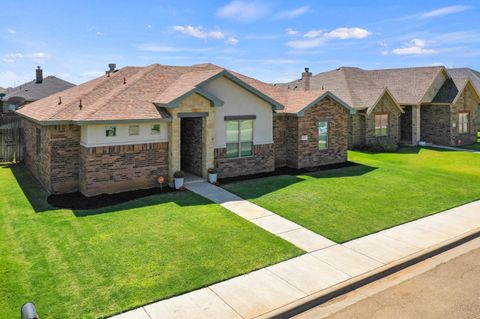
<box><xmin>16</xmin><ymin>63</ymin><xmax>353</xmax><ymax>196</ymax></box>
<box><xmin>282</xmin><ymin>66</ymin><xmax>480</xmax><ymax>148</ymax></box>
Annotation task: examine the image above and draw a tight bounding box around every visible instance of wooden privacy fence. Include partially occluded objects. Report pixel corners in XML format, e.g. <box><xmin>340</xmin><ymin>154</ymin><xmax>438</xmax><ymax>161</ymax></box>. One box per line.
<box><xmin>0</xmin><ymin>115</ymin><xmax>23</xmax><ymax>162</ymax></box>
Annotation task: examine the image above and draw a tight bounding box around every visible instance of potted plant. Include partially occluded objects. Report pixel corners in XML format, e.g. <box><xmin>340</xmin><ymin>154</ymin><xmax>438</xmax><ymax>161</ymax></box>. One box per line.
<box><xmin>207</xmin><ymin>168</ymin><xmax>218</xmax><ymax>184</ymax></box>
<box><xmin>173</xmin><ymin>171</ymin><xmax>185</xmax><ymax>190</ymax></box>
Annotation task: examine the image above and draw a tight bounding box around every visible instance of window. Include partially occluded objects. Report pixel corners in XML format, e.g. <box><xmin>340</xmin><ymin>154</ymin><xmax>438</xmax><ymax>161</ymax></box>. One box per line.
<box><xmin>35</xmin><ymin>128</ymin><xmax>41</xmax><ymax>155</ymax></box>
<box><xmin>374</xmin><ymin>113</ymin><xmax>388</xmax><ymax>136</ymax></box>
<box><xmin>105</xmin><ymin>126</ymin><xmax>116</xmax><ymax>137</ymax></box>
<box><xmin>151</xmin><ymin>124</ymin><xmax>161</xmax><ymax>135</ymax></box>
<box><xmin>129</xmin><ymin>125</ymin><xmax>139</xmax><ymax>136</ymax></box>
<box><xmin>318</xmin><ymin>121</ymin><xmax>329</xmax><ymax>150</ymax></box>
<box><xmin>459</xmin><ymin>112</ymin><xmax>469</xmax><ymax>134</ymax></box>
<box><xmin>226</xmin><ymin>120</ymin><xmax>253</xmax><ymax>158</ymax></box>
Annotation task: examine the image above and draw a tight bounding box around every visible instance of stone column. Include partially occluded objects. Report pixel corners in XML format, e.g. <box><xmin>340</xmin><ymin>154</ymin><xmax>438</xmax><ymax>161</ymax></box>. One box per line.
<box><xmin>411</xmin><ymin>105</ymin><xmax>421</xmax><ymax>145</ymax></box>
<box><xmin>168</xmin><ymin>117</ymin><xmax>181</xmax><ymax>186</ymax></box>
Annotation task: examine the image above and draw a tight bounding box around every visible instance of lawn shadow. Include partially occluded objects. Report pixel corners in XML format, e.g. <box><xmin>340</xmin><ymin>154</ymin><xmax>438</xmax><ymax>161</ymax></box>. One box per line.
<box><xmin>2</xmin><ymin>163</ymin><xmax>212</xmax><ymax>216</ymax></box>
<box><xmin>224</xmin><ymin>163</ymin><xmax>377</xmax><ymax>200</ymax></box>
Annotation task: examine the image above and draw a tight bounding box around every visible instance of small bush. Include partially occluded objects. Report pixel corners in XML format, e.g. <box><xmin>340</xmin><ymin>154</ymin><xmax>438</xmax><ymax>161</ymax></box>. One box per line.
<box><xmin>207</xmin><ymin>168</ymin><xmax>217</xmax><ymax>174</ymax></box>
<box><xmin>364</xmin><ymin>142</ymin><xmax>399</xmax><ymax>153</ymax></box>
<box><xmin>173</xmin><ymin>171</ymin><xmax>185</xmax><ymax>178</ymax></box>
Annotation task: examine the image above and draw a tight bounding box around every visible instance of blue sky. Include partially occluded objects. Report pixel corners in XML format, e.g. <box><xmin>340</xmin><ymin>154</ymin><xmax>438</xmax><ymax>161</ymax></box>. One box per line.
<box><xmin>1</xmin><ymin>0</ymin><xmax>480</xmax><ymax>87</ymax></box>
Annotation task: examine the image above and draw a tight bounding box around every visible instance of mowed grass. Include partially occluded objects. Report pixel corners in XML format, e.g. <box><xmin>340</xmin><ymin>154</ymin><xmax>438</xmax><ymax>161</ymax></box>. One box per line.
<box><xmin>223</xmin><ymin>147</ymin><xmax>480</xmax><ymax>243</ymax></box>
<box><xmin>0</xmin><ymin>165</ymin><xmax>302</xmax><ymax>319</ymax></box>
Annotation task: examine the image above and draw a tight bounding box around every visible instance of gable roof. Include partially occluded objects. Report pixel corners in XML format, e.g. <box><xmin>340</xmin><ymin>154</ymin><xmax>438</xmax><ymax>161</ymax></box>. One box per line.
<box><xmin>280</xmin><ymin>66</ymin><xmax>447</xmax><ymax>108</ymax></box>
<box><xmin>433</xmin><ymin>68</ymin><xmax>480</xmax><ymax>104</ymax></box>
<box><xmin>17</xmin><ymin>63</ymin><xmax>290</xmax><ymax>124</ymax></box>
<box><xmin>2</xmin><ymin>76</ymin><xmax>75</xmax><ymax>103</ymax></box>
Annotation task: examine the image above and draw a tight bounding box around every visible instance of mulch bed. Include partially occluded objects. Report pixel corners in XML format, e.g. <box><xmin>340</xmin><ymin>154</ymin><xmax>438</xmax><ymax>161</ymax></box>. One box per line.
<box><xmin>218</xmin><ymin>161</ymin><xmax>359</xmax><ymax>184</ymax></box>
<box><xmin>47</xmin><ymin>186</ymin><xmax>175</xmax><ymax>210</ymax></box>
<box><xmin>48</xmin><ymin>161</ymin><xmax>358</xmax><ymax>210</ymax></box>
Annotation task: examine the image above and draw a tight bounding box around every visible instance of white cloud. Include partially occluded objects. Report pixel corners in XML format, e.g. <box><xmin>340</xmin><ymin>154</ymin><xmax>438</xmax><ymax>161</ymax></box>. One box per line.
<box><xmin>390</xmin><ymin>39</ymin><xmax>437</xmax><ymax>56</ymax></box>
<box><xmin>286</xmin><ymin>28</ymin><xmax>299</xmax><ymax>36</ymax></box>
<box><xmin>173</xmin><ymin>25</ymin><xmax>225</xmax><ymax>40</ymax></box>
<box><xmin>217</xmin><ymin>1</ymin><xmax>270</xmax><ymax>22</ymax></box>
<box><xmin>274</xmin><ymin>6</ymin><xmax>309</xmax><ymax>20</ymax></box>
<box><xmin>7</xmin><ymin>29</ymin><xmax>16</xmax><ymax>35</ymax></box>
<box><xmin>286</xmin><ymin>27</ymin><xmax>371</xmax><ymax>49</ymax></box>
<box><xmin>324</xmin><ymin>27</ymin><xmax>371</xmax><ymax>40</ymax></box>
<box><xmin>421</xmin><ymin>5</ymin><xmax>471</xmax><ymax>19</ymax></box>
<box><xmin>304</xmin><ymin>29</ymin><xmax>323</xmax><ymax>38</ymax></box>
<box><xmin>225</xmin><ymin>37</ymin><xmax>239</xmax><ymax>45</ymax></box>
<box><xmin>2</xmin><ymin>52</ymin><xmax>49</xmax><ymax>63</ymax></box>
<box><xmin>0</xmin><ymin>71</ymin><xmax>20</xmax><ymax>87</ymax></box>
<box><xmin>147</xmin><ymin>24</ymin><xmax>152</xmax><ymax>28</ymax></box>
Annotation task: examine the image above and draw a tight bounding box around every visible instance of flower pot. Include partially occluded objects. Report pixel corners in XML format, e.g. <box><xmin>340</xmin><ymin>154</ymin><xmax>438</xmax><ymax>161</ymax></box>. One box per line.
<box><xmin>174</xmin><ymin>177</ymin><xmax>184</xmax><ymax>190</ymax></box>
<box><xmin>208</xmin><ymin>173</ymin><xmax>218</xmax><ymax>184</ymax></box>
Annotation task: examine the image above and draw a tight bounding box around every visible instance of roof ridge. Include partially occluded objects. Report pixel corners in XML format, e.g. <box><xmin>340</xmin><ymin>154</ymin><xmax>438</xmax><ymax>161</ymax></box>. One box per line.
<box><xmin>79</xmin><ymin>64</ymin><xmax>159</xmax><ymax>121</ymax></box>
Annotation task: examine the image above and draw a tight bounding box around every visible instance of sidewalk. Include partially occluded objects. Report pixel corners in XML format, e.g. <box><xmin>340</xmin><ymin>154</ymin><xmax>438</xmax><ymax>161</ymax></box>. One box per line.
<box><xmin>111</xmin><ymin>183</ymin><xmax>480</xmax><ymax>319</ymax></box>
<box><xmin>428</xmin><ymin>144</ymin><xmax>480</xmax><ymax>153</ymax></box>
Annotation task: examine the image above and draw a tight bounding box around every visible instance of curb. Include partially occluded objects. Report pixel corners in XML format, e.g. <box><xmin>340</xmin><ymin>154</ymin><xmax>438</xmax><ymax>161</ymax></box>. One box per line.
<box><xmin>258</xmin><ymin>227</ymin><xmax>480</xmax><ymax>319</ymax></box>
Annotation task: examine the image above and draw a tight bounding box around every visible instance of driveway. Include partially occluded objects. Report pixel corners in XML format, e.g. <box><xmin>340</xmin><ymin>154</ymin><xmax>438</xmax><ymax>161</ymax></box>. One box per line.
<box><xmin>295</xmin><ymin>237</ymin><xmax>480</xmax><ymax>319</ymax></box>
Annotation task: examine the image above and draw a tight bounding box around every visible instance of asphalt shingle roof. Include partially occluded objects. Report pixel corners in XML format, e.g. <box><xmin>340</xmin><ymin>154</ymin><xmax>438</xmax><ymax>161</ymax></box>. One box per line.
<box><xmin>2</xmin><ymin>76</ymin><xmax>75</xmax><ymax>102</ymax></box>
<box><xmin>280</xmin><ymin>66</ymin><xmax>446</xmax><ymax>109</ymax></box>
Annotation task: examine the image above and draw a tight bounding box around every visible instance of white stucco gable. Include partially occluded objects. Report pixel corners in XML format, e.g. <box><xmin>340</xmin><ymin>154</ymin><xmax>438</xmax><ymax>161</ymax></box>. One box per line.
<box><xmin>200</xmin><ymin>76</ymin><xmax>274</xmax><ymax>148</ymax></box>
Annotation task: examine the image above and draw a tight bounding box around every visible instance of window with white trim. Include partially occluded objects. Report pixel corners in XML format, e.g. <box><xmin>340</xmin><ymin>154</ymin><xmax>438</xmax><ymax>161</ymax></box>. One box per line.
<box><xmin>129</xmin><ymin>125</ymin><xmax>139</xmax><ymax>136</ymax></box>
<box><xmin>318</xmin><ymin>121</ymin><xmax>329</xmax><ymax>150</ymax></box>
<box><xmin>459</xmin><ymin>112</ymin><xmax>469</xmax><ymax>134</ymax></box>
<box><xmin>226</xmin><ymin>120</ymin><xmax>253</xmax><ymax>158</ymax></box>
<box><xmin>374</xmin><ymin>113</ymin><xmax>388</xmax><ymax>137</ymax></box>
<box><xmin>151</xmin><ymin>124</ymin><xmax>161</xmax><ymax>135</ymax></box>
<box><xmin>105</xmin><ymin>126</ymin><xmax>116</xmax><ymax>137</ymax></box>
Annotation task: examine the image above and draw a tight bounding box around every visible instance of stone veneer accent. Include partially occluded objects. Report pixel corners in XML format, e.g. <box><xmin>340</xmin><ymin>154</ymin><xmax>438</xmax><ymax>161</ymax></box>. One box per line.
<box><xmin>421</xmin><ymin>85</ymin><xmax>479</xmax><ymax>146</ymax></box>
<box><xmin>168</xmin><ymin>93</ymin><xmax>215</xmax><ymax>183</ymax></box>
<box><xmin>450</xmin><ymin>84</ymin><xmax>478</xmax><ymax>145</ymax></box>
<box><xmin>273</xmin><ymin>96</ymin><xmax>349</xmax><ymax>169</ymax></box>
<box><xmin>23</xmin><ymin>119</ymin><xmax>80</xmax><ymax>194</ymax></box>
<box><xmin>365</xmin><ymin>94</ymin><xmax>401</xmax><ymax>146</ymax></box>
<box><xmin>421</xmin><ymin>105</ymin><xmax>451</xmax><ymax>145</ymax></box>
<box><xmin>214</xmin><ymin>143</ymin><xmax>275</xmax><ymax>178</ymax></box>
<box><xmin>79</xmin><ymin>142</ymin><xmax>169</xmax><ymax>196</ymax></box>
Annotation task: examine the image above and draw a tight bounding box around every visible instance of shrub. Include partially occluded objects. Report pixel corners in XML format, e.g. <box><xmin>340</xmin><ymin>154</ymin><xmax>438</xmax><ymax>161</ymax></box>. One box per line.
<box><xmin>364</xmin><ymin>142</ymin><xmax>399</xmax><ymax>153</ymax></box>
<box><xmin>207</xmin><ymin>168</ymin><xmax>217</xmax><ymax>174</ymax></box>
<box><xmin>173</xmin><ymin>171</ymin><xmax>185</xmax><ymax>178</ymax></box>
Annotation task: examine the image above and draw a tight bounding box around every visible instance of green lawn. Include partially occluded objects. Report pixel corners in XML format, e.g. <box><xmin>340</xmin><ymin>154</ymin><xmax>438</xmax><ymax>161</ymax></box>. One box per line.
<box><xmin>0</xmin><ymin>165</ymin><xmax>302</xmax><ymax>319</ymax></box>
<box><xmin>223</xmin><ymin>147</ymin><xmax>480</xmax><ymax>243</ymax></box>
<box><xmin>459</xmin><ymin>132</ymin><xmax>480</xmax><ymax>151</ymax></box>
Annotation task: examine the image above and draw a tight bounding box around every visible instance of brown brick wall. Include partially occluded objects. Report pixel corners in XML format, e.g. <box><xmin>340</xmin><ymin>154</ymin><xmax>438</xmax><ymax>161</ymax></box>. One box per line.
<box><xmin>350</xmin><ymin>113</ymin><xmax>365</xmax><ymax>149</ymax></box>
<box><xmin>273</xmin><ymin>114</ymin><xmax>298</xmax><ymax>168</ymax></box>
<box><xmin>450</xmin><ymin>84</ymin><xmax>479</xmax><ymax>145</ymax></box>
<box><xmin>365</xmin><ymin>94</ymin><xmax>401</xmax><ymax>146</ymax></box>
<box><xmin>23</xmin><ymin>119</ymin><xmax>51</xmax><ymax>191</ymax></box>
<box><xmin>214</xmin><ymin>143</ymin><xmax>275</xmax><ymax>178</ymax></box>
<box><xmin>295</xmin><ymin>97</ymin><xmax>349</xmax><ymax>168</ymax></box>
<box><xmin>79</xmin><ymin>142</ymin><xmax>169</xmax><ymax>197</ymax></box>
<box><xmin>400</xmin><ymin>105</ymin><xmax>413</xmax><ymax>142</ymax></box>
<box><xmin>23</xmin><ymin>119</ymin><xmax>80</xmax><ymax>194</ymax></box>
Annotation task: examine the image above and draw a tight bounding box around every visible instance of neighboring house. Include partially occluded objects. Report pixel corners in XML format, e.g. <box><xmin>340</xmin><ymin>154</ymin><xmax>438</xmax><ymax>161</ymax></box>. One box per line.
<box><xmin>281</xmin><ymin>66</ymin><xmax>480</xmax><ymax>148</ymax></box>
<box><xmin>1</xmin><ymin>66</ymin><xmax>75</xmax><ymax>113</ymax></box>
<box><xmin>16</xmin><ymin>63</ymin><xmax>353</xmax><ymax>197</ymax></box>
<box><xmin>0</xmin><ymin>87</ymin><xmax>6</xmax><ymax>100</ymax></box>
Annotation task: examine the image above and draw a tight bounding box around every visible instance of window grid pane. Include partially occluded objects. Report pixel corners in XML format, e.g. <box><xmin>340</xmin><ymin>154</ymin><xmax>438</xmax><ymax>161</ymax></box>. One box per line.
<box><xmin>226</xmin><ymin>120</ymin><xmax>254</xmax><ymax>158</ymax></box>
<box><xmin>129</xmin><ymin>125</ymin><xmax>139</xmax><ymax>136</ymax></box>
<box><xmin>318</xmin><ymin>121</ymin><xmax>328</xmax><ymax>150</ymax></box>
<box><xmin>375</xmin><ymin>114</ymin><xmax>388</xmax><ymax>136</ymax></box>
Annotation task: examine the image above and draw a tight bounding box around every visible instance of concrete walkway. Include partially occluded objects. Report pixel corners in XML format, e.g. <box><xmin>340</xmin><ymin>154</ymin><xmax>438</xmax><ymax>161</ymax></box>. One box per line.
<box><xmin>111</xmin><ymin>183</ymin><xmax>480</xmax><ymax>319</ymax></box>
<box><xmin>429</xmin><ymin>144</ymin><xmax>479</xmax><ymax>153</ymax></box>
